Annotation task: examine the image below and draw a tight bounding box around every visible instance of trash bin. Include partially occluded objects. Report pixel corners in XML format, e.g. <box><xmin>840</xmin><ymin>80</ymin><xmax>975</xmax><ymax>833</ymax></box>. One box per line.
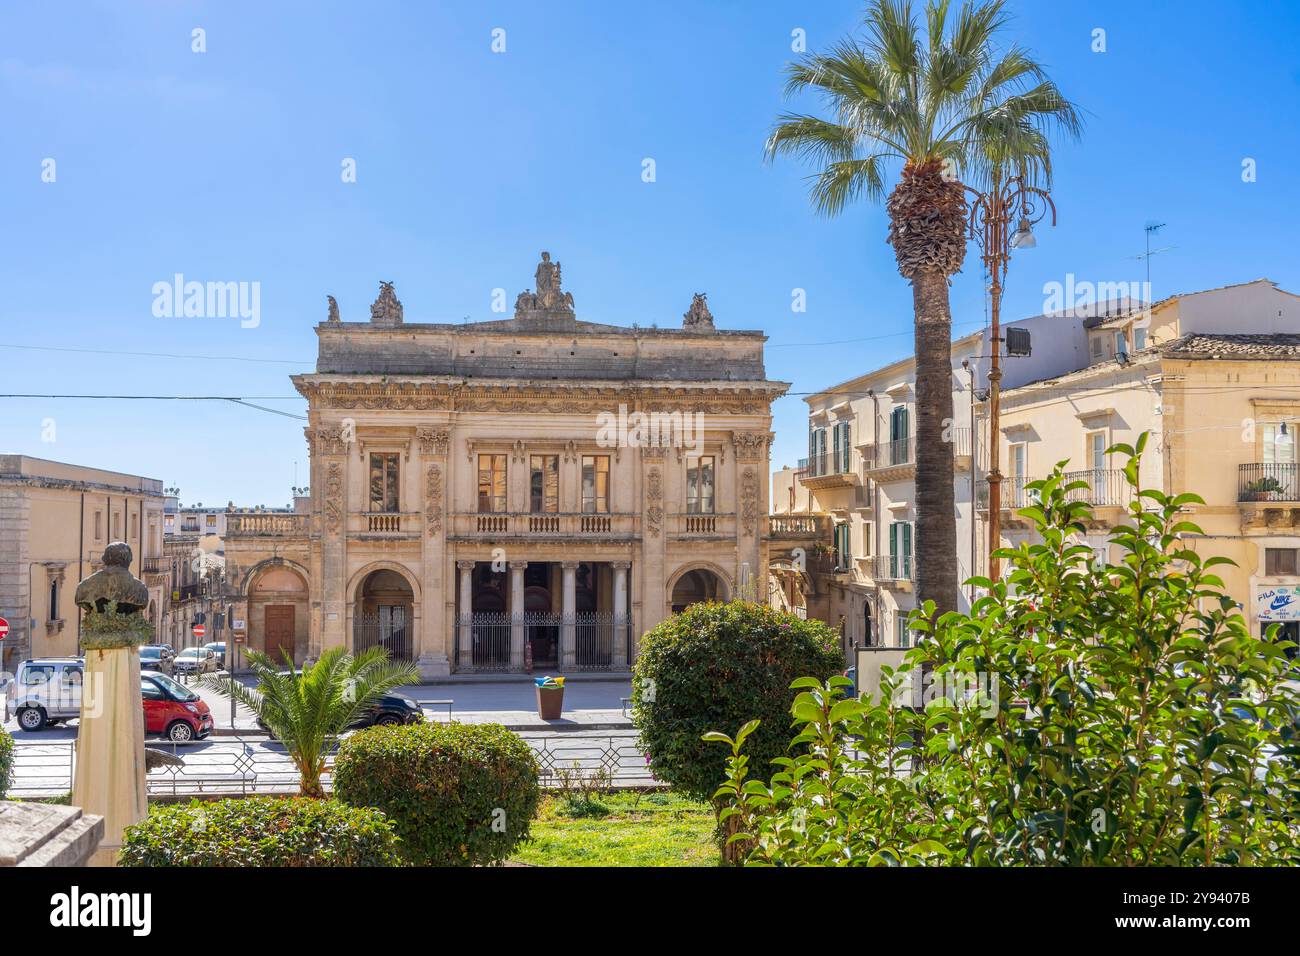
<box><xmin>535</xmin><ymin>677</ymin><xmax>565</xmax><ymax>719</ymax></box>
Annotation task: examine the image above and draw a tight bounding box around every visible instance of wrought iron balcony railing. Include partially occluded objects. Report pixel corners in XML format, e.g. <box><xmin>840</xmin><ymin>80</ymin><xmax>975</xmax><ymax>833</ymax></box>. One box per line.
<box><xmin>871</xmin><ymin>553</ymin><xmax>914</xmax><ymax>582</ymax></box>
<box><xmin>1239</xmin><ymin>462</ymin><xmax>1300</xmax><ymax>502</ymax></box>
<box><xmin>797</xmin><ymin>452</ymin><xmax>854</xmax><ymax>478</ymax></box>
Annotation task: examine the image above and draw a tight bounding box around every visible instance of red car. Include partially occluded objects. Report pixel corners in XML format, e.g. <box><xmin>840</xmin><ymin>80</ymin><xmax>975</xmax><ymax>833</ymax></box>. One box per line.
<box><xmin>142</xmin><ymin>672</ymin><xmax>214</xmax><ymax>741</ymax></box>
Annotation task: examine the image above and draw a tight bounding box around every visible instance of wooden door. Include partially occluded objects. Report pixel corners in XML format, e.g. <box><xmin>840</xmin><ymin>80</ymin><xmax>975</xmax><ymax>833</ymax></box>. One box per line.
<box><xmin>264</xmin><ymin>605</ymin><xmax>295</xmax><ymax>665</ymax></box>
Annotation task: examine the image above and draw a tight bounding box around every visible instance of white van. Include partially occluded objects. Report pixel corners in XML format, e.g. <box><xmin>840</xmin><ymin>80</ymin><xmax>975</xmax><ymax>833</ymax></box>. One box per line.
<box><xmin>6</xmin><ymin>657</ymin><xmax>85</xmax><ymax>731</ymax></box>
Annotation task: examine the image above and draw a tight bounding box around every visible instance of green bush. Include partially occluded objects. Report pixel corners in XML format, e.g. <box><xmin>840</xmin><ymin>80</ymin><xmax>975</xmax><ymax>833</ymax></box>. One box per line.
<box><xmin>714</xmin><ymin>435</ymin><xmax>1300</xmax><ymax>866</ymax></box>
<box><xmin>334</xmin><ymin>722</ymin><xmax>540</xmax><ymax>866</ymax></box>
<box><xmin>118</xmin><ymin>797</ymin><xmax>401</xmax><ymax>867</ymax></box>
<box><xmin>632</xmin><ymin>601</ymin><xmax>842</xmax><ymax>805</ymax></box>
<box><xmin>0</xmin><ymin>728</ymin><xmax>13</xmax><ymax>800</ymax></box>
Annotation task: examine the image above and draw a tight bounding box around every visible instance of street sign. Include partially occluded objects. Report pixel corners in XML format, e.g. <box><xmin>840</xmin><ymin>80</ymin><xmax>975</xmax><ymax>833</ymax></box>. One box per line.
<box><xmin>0</xmin><ymin>617</ymin><xmax>8</xmax><ymax>641</ymax></box>
<box><xmin>192</xmin><ymin>623</ymin><xmax>206</xmax><ymax>640</ymax></box>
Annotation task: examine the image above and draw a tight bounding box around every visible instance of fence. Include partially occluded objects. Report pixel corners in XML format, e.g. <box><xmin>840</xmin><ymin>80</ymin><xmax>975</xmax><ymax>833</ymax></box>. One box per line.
<box><xmin>353</xmin><ymin>611</ymin><xmax>413</xmax><ymax>662</ymax></box>
<box><xmin>6</xmin><ymin>730</ymin><xmax>656</xmax><ymax>798</ymax></box>
<box><xmin>454</xmin><ymin>612</ymin><xmax>631</xmax><ymax>672</ymax></box>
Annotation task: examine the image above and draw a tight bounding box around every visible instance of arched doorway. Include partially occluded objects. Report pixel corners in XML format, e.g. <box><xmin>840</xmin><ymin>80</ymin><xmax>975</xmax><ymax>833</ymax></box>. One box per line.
<box><xmin>354</xmin><ymin>569</ymin><xmax>414</xmax><ymax>661</ymax></box>
<box><xmin>249</xmin><ymin>564</ymin><xmax>309</xmax><ymax>665</ymax></box>
<box><xmin>670</xmin><ymin>567</ymin><xmax>727</xmax><ymax>614</ymax></box>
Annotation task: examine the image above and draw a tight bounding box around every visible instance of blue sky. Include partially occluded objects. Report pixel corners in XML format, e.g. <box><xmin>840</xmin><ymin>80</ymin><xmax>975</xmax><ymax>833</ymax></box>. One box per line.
<box><xmin>2</xmin><ymin>0</ymin><xmax>1297</xmax><ymax>506</ymax></box>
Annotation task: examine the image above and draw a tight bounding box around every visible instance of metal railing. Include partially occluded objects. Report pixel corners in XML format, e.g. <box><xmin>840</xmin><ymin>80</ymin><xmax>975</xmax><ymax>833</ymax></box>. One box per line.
<box><xmin>1239</xmin><ymin>462</ymin><xmax>1300</xmax><ymax>502</ymax></box>
<box><xmin>797</xmin><ymin>452</ymin><xmax>853</xmax><ymax>477</ymax></box>
<box><xmin>871</xmin><ymin>553</ymin><xmax>914</xmax><ymax>582</ymax></box>
<box><xmin>1061</xmin><ymin>469</ymin><xmax>1133</xmax><ymax>508</ymax></box>
<box><xmin>862</xmin><ymin>436</ymin><xmax>915</xmax><ymax>470</ymax></box>
<box><xmin>454</xmin><ymin>611</ymin><xmax>630</xmax><ymax>672</ymax></box>
<box><xmin>353</xmin><ymin>612</ymin><xmax>413</xmax><ymax>662</ymax></box>
<box><xmin>455</xmin><ymin>612</ymin><xmax>511</xmax><ymax>671</ymax></box>
<box><xmin>6</xmin><ymin>731</ymin><xmax>660</xmax><ymax>798</ymax></box>
<box><xmin>976</xmin><ymin>476</ymin><xmax>1036</xmax><ymax>511</ymax></box>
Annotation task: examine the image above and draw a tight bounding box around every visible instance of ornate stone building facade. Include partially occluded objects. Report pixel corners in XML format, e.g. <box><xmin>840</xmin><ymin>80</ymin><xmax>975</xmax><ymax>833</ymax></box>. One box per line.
<box><xmin>225</xmin><ymin>253</ymin><xmax>786</xmax><ymax>676</ymax></box>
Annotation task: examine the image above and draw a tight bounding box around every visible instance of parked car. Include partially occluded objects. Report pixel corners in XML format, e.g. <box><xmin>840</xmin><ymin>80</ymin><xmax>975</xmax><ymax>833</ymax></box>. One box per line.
<box><xmin>256</xmin><ymin>690</ymin><xmax>424</xmax><ymax>737</ymax></box>
<box><xmin>139</xmin><ymin>645</ymin><xmax>174</xmax><ymax>676</ymax></box>
<box><xmin>7</xmin><ymin>658</ymin><xmax>84</xmax><ymax>730</ymax></box>
<box><xmin>173</xmin><ymin>647</ymin><xmax>217</xmax><ymax>675</ymax></box>
<box><xmin>142</xmin><ymin>672</ymin><xmax>213</xmax><ymax>741</ymax></box>
<box><xmin>203</xmin><ymin>642</ymin><xmax>227</xmax><ymax>669</ymax></box>
<box><xmin>6</xmin><ymin>657</ymin><xmax>212</xmax><ymax>740</ymax></box>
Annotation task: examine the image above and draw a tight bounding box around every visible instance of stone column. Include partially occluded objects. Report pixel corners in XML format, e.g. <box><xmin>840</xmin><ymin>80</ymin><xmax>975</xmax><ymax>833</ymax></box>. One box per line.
<box><xmin>509</xmin><ymin>560</ymin><xmax>528</xmax><ymax>670</ymax></box>
<box><xmin>456</xmin><ymin>560</ymin><xmax>475</xmax><ymax>669</ymax></box>
<box><xmin>611</xmin><ymin>560</ymin><xmax>630</xmax><ymax>669</ymax></box>
<box><xmin>416</xmin><ymin>427</ymin><xmax>451</xmax><ymax>679</ymax></box>
<box><xmin>312</xmin><ymin>425</ymin><xmax>350</xmax><ymax>657</ymax></box>
<box><xmin>560</xmin><ymin>560</ymin><xmax>578</xmax><ymax>669</ymax></box>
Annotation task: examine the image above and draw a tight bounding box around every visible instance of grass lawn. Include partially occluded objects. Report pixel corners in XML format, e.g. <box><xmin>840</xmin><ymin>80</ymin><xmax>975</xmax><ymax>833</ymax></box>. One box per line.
<box><xmin>510</xmin><ymin>790</ymin><xmax>718</xmax><ymax>867</ymax></box>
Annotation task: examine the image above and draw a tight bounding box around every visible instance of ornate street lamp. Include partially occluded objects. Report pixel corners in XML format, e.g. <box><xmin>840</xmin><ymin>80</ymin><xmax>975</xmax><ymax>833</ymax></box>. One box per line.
<box><xmin>967</xmin><ymin>175</ymin><xmax>1056</xmax><ymax>581</ymax></box>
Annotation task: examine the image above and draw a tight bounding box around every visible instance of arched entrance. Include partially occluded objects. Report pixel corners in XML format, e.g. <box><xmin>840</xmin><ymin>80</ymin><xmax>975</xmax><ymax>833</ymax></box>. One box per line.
<box><xmin>249</xmin><ymin>564</ymin><xmax>309</xmax><ymax>665</ymax></box>
<box><xmin>354</xmin><ymin>569</ymin><xmax>414</xmax><ymax>661</ymax></box>
<box><xmin>670</xmin><ymin>567</ymin><xmax>727</xmax><ymax>614</ymax></box>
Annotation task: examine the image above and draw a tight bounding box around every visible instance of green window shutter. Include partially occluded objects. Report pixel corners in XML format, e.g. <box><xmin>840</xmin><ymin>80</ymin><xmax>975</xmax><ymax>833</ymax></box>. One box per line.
<box><xmin>902</xmin><ymin>523</ymin><xmax>913</xmax><ymax>578</ymax></box>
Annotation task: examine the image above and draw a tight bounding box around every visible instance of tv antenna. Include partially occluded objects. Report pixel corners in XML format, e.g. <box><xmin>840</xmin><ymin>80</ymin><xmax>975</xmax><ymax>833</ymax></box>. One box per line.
<box><xmin>1129</xmin><ymin>221</ymin><xmax>1174</xmax><ymax>303</ymax></box>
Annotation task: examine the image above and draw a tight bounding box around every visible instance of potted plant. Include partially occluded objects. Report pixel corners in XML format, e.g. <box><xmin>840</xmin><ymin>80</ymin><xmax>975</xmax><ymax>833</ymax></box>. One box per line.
<box><xmin>535</xmin><ymin>676</ymin><xmax>565</xmax><ymax>720</ymax></box>
<box><xmin>1245</xmin><ymin>475</ymin><xmax>1284</xmax><ymax>501</ymax></box>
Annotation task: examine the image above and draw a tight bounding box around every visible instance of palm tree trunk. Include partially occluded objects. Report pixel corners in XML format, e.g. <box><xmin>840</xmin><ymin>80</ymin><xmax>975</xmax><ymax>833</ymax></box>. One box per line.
<box><xmin>912</xmin><ymin>269</ymin><xmax>959</xmax><ymax>620</ymax></box>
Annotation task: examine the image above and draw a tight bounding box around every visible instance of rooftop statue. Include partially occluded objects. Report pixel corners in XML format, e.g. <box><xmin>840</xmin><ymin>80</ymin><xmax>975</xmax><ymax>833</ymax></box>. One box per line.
<box><xmin>370</xmin><ymin>281</ymin><xmax>404</xmax><ymax>325</ymax></box>
<box><xmin>683</xmin><ymin>292</ymin><xmax>715</xmax><ymax>330</ymax></box>
<box><xmin>515</xmin><ymin>251</ymin><xmax>575</xmax><ymax>318</ymax></box>
<box><xmin>327</xmin><ymin>295</ymin><xmax>341</xmax><ymax>323</ymax></box>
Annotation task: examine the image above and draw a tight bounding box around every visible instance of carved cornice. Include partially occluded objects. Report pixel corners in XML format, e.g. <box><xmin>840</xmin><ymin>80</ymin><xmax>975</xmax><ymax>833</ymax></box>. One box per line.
<box><xmin>294</xmin><ymin>377</ymin><xmax>784</xmax><ymax>417</ymax></box>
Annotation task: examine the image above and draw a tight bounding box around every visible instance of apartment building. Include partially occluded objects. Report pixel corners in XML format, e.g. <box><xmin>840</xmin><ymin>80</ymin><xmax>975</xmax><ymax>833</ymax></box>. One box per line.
<box><xmin>774</xmin><ymin>278</ymin><xmax>1300</xmax><ymax>657</ymax></box>
<box><xmin>0</xmin><ymin>455</ymin><xmax>166</xmax><ymax>670</ymax></box>
<box><xmin>990</xmin><ymin>279</ymin><xmax>1300</xmax><ymax>647</ymax></box>
<box><xmin>771</xmin><ymin>332</ymin><xmax>986</xmax><ymax>658</ymax></box>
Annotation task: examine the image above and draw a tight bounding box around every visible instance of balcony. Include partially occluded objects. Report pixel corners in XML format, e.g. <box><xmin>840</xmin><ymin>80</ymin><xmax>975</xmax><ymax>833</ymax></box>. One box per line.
<box><xmin>976</xmin><ymin>470</ymin><xmax>1132</xmax><ymax>517</ymax></box>
<box><xmin>227</xmin><ymin>513</ymin><xmax>312</xmax><ymax>537</ymax></box>
<box><xmin>1239</xmin><ymin>463</ymin><xmax>1300</xmax><ymax>503</ymax></box>
<box><xmin>797</xmin><ymin>452</ymin><xmax>858</xmax><ymax>490</ymax></box>
<box><xmin>863</xmin><ymin>436</ymin><xmax>915</xmax><ymax>482</ymax></box>
<box><xmin>870</xmin><ymin>553</ymin><xmax>914</xmax><ymax>587</ymax></box>
<box><xmin>768</xmin><ymin>513</ymin><xmax>830</xmax><ymax>541</ymax></box>
<box><xmin>349</xmin><ymin>512</ymin><xmax>421</xmax><ymax>539</ymax></box>
<box><xmin>449</xmin><ymin>512</ymin><xmax>639</xmax><ymax>542</ymax></box>
<box><xmin>1060</xmin><ymin>469</ymin><xmax>1133</xmax><ymax>509</ymax></box>
<box><xmin>669</xmin><ymin>512</ymin><xmax>737</xmax><ymax>538</ymax></box>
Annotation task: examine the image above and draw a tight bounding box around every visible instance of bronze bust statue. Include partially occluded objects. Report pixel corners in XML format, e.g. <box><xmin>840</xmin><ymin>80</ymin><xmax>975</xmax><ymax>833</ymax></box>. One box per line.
<box><xmin>74</xmin><ymin>542</ymin><xmax>149</xmax><ymax>616</ymax></box>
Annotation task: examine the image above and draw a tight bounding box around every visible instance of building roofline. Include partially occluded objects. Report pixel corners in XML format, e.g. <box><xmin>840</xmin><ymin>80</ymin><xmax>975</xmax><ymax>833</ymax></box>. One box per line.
<box><xmin>803</xmin><ymin>328</ymin><xmax>984</xmax><ymax>405</ymax></box>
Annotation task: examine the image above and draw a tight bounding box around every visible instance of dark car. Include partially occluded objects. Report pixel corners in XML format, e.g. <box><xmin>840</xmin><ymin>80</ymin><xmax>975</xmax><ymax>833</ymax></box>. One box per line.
<box><xmin>257</xmin><ymin>691</ymin><xmax>424</xmax><ymax>736</ymax></box>
<box><xmin>139</xmin><ymin>645</ymin><xmax>174</xmax><ymax>676</ymax></box>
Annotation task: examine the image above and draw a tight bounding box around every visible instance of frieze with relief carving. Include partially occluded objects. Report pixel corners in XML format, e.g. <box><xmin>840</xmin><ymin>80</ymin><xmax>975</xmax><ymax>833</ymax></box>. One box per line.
<box><xmin>425</xmin><ymin>464</ymin><xmax>443</xmax><ymax>537</ymax></box>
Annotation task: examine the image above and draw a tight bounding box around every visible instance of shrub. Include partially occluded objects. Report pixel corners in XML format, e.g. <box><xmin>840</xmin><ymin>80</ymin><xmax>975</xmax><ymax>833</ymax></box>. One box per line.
<box><xmin>334</xmin><ymin>722</ymin><xmax>540</xmax><ymax>866</ymax></box>
<box><xmin>714</xmin><ymin>435</ymin><xmax>1300</xmax><ymax>866</ymax></box>
<box><xmin>632</xmin><ymin>601</ymin><xmax>842</xmax><ymax>807</ymax></box>
<box><xmin>0</xmin><ymin>728</ymin><xmax>13</xmax><ymax>800</ymax></box>
<box><xmin>118</xmin><ymin>797</ymin><xmax>401</xmax><ymax>867</ymax></box>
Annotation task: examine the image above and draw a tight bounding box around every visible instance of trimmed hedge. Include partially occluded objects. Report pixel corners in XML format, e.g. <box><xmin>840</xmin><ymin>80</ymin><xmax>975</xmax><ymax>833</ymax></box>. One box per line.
<box><xmin>334</xmin><ymin>722</ymin><xmax>540</xmax><ymax>866</ymax></box>
<box><xmin>631</xmin><ymin>600</ymin><xmax>843</xmax><ymax>804</ymax></box>
<box><xmin>0</xmin><ymin>728</ymin><xmax>12</xmax><ymax>800</ymax></box>
<box><xmin>118</xmin><ymin>797</ymin><xmax>401</xmax><ymax>867</ymax></box>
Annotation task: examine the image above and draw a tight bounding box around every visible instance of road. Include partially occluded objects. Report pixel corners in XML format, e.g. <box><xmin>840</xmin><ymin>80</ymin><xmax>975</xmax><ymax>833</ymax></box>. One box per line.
<box><xmin>3</xmin><ymin>676</ymin><xmax>651</xmax><ymax>797</ymax></box>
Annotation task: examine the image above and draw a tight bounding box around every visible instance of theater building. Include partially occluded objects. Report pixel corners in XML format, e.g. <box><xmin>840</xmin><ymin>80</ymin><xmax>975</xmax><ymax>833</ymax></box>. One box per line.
<box><xmin>224</xmin><ymin>253</ymin><xmax>786</xmax><ymax>677</ymax></box>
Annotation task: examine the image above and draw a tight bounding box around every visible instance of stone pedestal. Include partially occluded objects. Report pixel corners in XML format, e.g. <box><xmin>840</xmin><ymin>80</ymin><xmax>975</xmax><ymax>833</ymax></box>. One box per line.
<box><xmin>73</xmin><ymin>647</ymin><xmax>147</xmax><ymax>867</ymax></box>
<box><xmin>0</xmin><ymin>801</ymin><xmax>104</xmax><ymax>867</ymax></box>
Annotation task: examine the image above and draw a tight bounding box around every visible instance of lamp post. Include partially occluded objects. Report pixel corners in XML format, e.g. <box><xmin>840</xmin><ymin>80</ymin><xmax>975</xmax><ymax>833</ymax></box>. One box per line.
<box><xmin>967</xmin><ymin>174</ymin><xmax>1055</xmax><ymax>581</ymax></box>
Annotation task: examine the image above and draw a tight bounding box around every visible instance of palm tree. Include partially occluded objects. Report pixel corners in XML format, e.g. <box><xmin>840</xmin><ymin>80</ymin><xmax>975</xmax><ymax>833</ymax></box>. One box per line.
<box><xmin>766</xmin><ymin>0</ymin><xmax>1080</xmax><ymax>617</ymax></box>
<box><xmin>204</xmin><ymin>646</ymin><xmax>419</xmax><ymax>797</ymax></box>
